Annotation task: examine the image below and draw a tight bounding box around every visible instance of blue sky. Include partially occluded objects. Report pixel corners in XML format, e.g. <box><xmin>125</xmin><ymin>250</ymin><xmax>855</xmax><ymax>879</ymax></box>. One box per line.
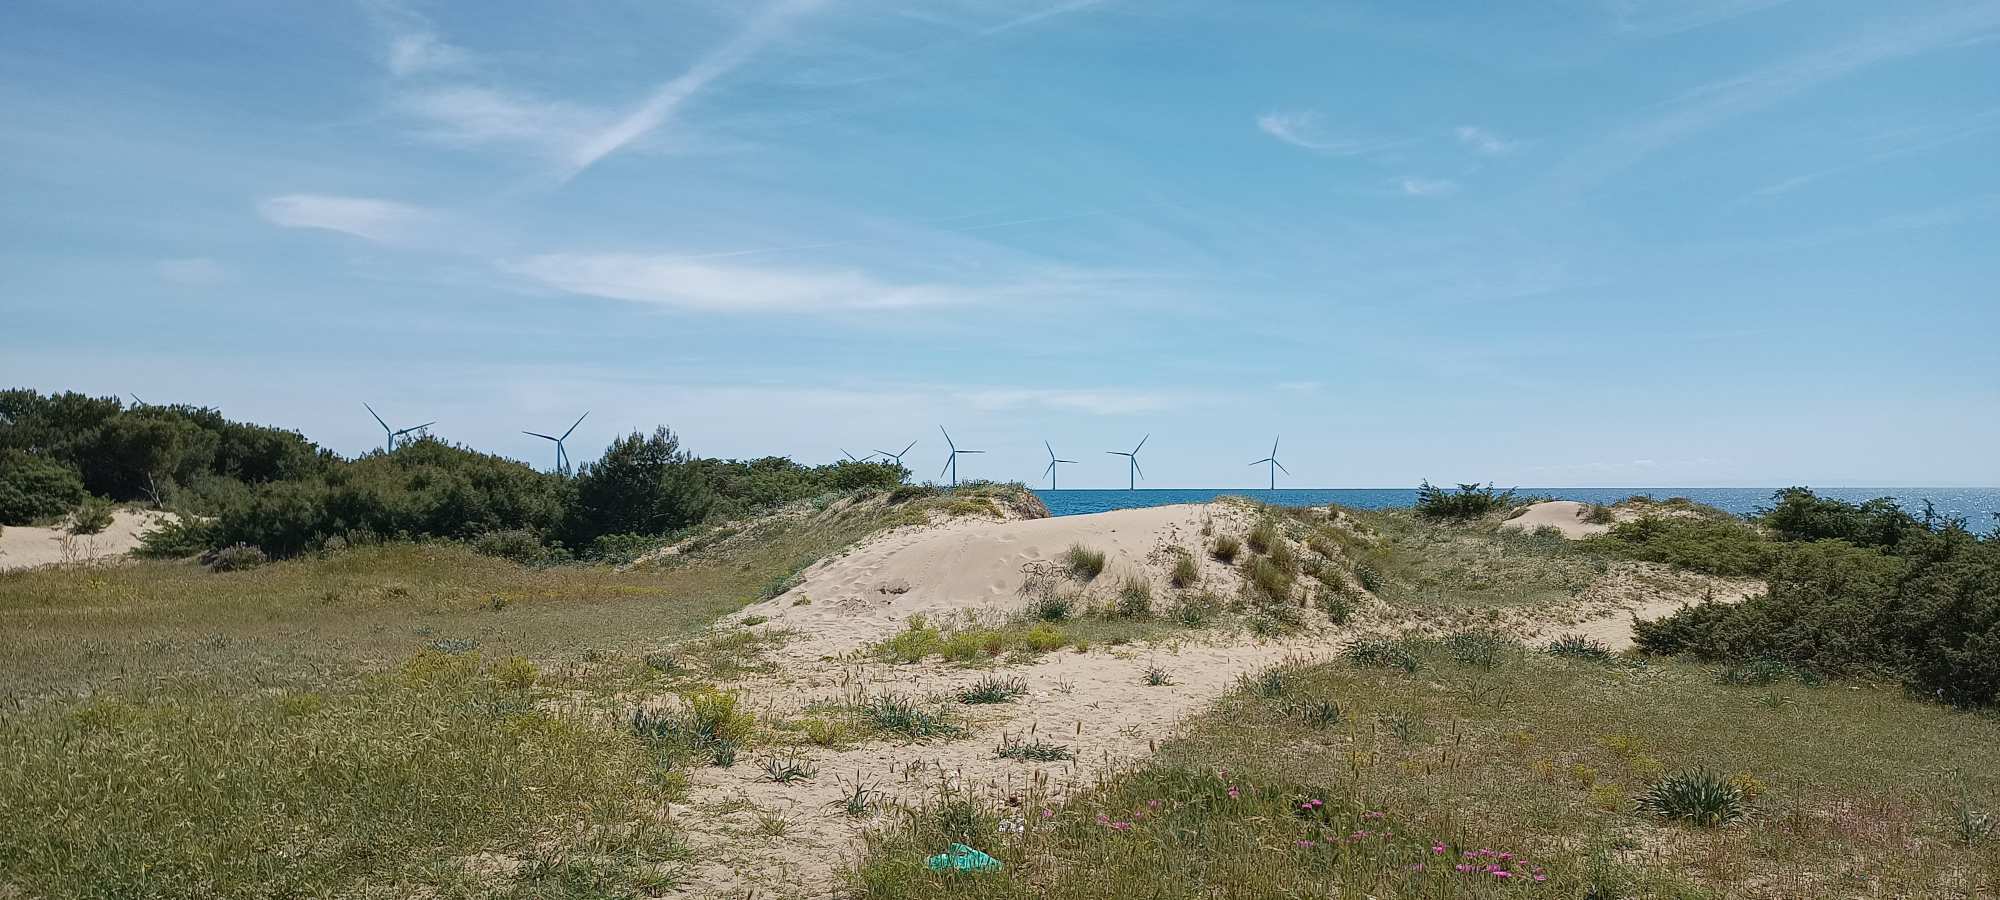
<box><xmin>3</xmin><ymin>0</ymin><xmax>1997</xmax><ymax>488</ymax></box>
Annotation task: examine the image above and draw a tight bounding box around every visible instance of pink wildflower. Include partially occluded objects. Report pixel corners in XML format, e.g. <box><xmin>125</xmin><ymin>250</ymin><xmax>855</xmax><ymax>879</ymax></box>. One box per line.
<box><xmin>1147</xmin><ymin>799</ymin><xmax>1161</xmax><ymax>809</ymax></box>
<box><xmin>1431</xmin><ymin>844</ymin><xmax>1447</xmax><ymax>854</ymax></box>
<box><xmin>1294</xmin><ymin>840</ymin><xmax>1314</xmax><ymax>849</ymax></box>
<box><xmin>1042</xmin><ymin>808</ymin><xmax>1055</xmax><ymax>819</ymax></box>
<box><xmin>1227</xmin><ymin>787</ymin><xmax>1240</xmax><ymax>800</ymax></box>
<box><xmin>1095</xmin><ymin>813</ymin><xmax>1110</xmax><ymax>825</ymax></box>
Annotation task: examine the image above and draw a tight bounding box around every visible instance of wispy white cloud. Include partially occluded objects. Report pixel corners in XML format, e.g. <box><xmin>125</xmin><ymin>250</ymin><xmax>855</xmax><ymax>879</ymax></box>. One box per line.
<box><xmin>256</xmin><ymin>194</ymin><xmax>437</xmax><ymax>244</ymax></box>
<box><xmin>956</xmin><ymin>387</ymin><xmax>1173</xmax><ymax>415</ymax></box>
<box><xmin>979</xmin><ymin>0</ymin><xmax>1112</xmax><ymax>37</ymax></box>
<box><xmin>1560</xmin><ymin>4</ymin><xmax>2000</xmax><ymax>191</ymax></box>
<box><xmin>393</xmin><ymin>86</ymin><xmax>603</xmax><ymax>154</ymax></box>
<box><xmin>1255</xmin><ymin>111</ymin><xmax>1401</xmax><ymax>156</ymax></box>
<box><xmin>502</xmin><ymin>252</ymin><xmax>978</xmax><ymax>312</ymax></box>
<box><xmin>558</xmin><ymin>0</ymin><xmax>825</xmax><ymax>183</ymax></box>
<box><xmin>1398</xmin><ymin>177</ymin><xmax>1458</xmax><ymax>197</ymax></box>
<box><xmin>1454</xmin><ymin>125</ymin><xmax>1516</xmax><ymax>154</ymax></box>
<box><xmin>366</xmin><ymin>1</ymin><xmax>470</xmax><ymax>77</ymax></box>
<box><xmin>388</xmin><ymin>30</ymin><xmax>468</xmax><ymax>77</ymax></box>
<box><xmin>156</xmin><ymin>257</ymin><xmax>230</xmax><ymax>286</ymax></box>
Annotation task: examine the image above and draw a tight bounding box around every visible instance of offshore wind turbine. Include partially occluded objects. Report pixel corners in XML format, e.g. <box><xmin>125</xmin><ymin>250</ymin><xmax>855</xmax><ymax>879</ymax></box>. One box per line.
<box><xmin>937</xmin><ymin>426</ymin><xmax>984</xmax><ymax>487</ymax></box>
<box><xmin>1107</xmin><ymin>434</ymin><xmax>1149</xmax><ymax>491</ymax></box>
<box><xmin>1250</xmin><ymin>435</ymin><xmax>1290</xmax><ymax>490</ymax></box>
<box><xmin>365</xmin><ymin>403</ymin><xmax>434</xmax><ymax>453</ymax></box>
<box><xmin>524</xmin><ymin>411</ymin><xmax>589</xmax><ymax>476</ymax></box>
<box><xmin>1041</xmin><ymin>441</ymin><xmax>1078</xmax><ymax>490</ymax></box>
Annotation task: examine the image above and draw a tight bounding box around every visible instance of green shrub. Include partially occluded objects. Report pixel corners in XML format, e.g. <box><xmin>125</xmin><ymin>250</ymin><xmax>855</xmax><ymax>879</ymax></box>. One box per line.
<box><xmin>1030</xmin><ymin>591</ymin><xmax>1074</xmax><ymax>622</ymax></box>
<box><xmin>1168</xmin><ymin>550</ymin><xmax>1200</xmax><ymax>588</ymax></box>
<box><xmin>1636</xmin><ymin>768</ymin><xmax>1746</xmax><ymax>827</ymax></box>
<box><xmin>1546</xmin><ymin>634</ymin><xmax>1615</xmax><ymax>663</ymax></box>
<box><xmin>1759</xmin><ymin>487</ymin><xmax>1924</xmax><ymax>550</ymax></box>
<box><xmin>1171</xmin><ymin>592</ymin><xmax>1222</xmax><ymax>627</ymax></box>
<box><xmin>1246</xmin><ymin>521</ymin><xmax>1278</xmax><ymax>554</ymax></box>
<box><xmin>1064</xmin><ymin>544</ymin><xmax>1106</xmax><ymax>580</ymax></box>
<box><xmin>1268</xmin><ymin>538</ymin><xmax>1297</xmax><ymax>572</ymax></box>
<box><xmin>1243</xmin><ymin>556</ymin><xmax>1294</xmax><ymax>602</ymax></box>
<box><xmin>66</xmin><ymin>496</ymin><xmax>115</xmax><ymax>535</ymax></box>
<box><xmin>1414</xmin><ymin>481</ymin><xmax>1517</xmax><ymax>520</ymax></box>
<box><xmin>1211</xmin><ymin>534</ymin><xmax>1242</xmax><ymax>564</ymax></box>
<box><xmin>470</xmin><ymin>528</ymin><xmax>556</xmax><ymax>564</ymax></box>
<box><xmin>203</xmin><ymin>543</ymin><xmax>268</xmax><ymax>572</ymax></box>
<box><xmin>0</xmin><ymin>451</ymin><xmax>87</xmax><ymax>525</ymax></box>
<box><xmin>1635</xmin><ymin>522</ymin><xmax>2000</xmax><ymax>707</ymax></box>
<box><xmin>1345</xmin><ymin>639</ymin><xmax>1422</xmax><ymax>672</ymax></box>
<box><xmin>1351</xmin><ymin>562</ymin><xmax>1383</xmax><ymax>593</ymax></box>
<box><xmin>1114</xmin><ymin>577</ymin><xmax>1153</xmax><ymax>618</ymax></box>
<box><xmin>1582</xmin><ymin>503</ymin><xmax>1615</xmax><ymax>525</ymax></box>
<box><xmin>1316</xmin><ymin>589</ymin><xmax>1352</xmax><ymax>624</ymax></box>
<box><xmin>1586</xmin><ymin>515</ymin><xmax>1774</xmax><ymax>577</ymax></box>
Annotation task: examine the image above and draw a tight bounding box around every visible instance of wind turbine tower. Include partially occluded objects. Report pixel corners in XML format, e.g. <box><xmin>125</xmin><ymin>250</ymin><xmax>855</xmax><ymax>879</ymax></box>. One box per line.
<box><xmin>937</xmin><ymin>427</ymin><xmax>984</xmax><ymax>487</ymax></box>
<box><xmin>1250</xmin><ymin>435</ymin><xmax>1290</xmax><ymax>490</ymax></box>
<box><xmin>365</xmin><ymin>403</ymin><xmax>435</xmax><ymax>453</ymax></box>
<box><xmin>524</xmin><ymin>412</ymin><xmax>590</xmax><ymax>476</ymax></box>
<box><xmin>1041</xmin><ymin>441</ymin><xmax>1078</xmax><ymax>490</ymax></box>
<box><xmin>1107</xmin><ymin>434</ymin><xmax>1149</xmax><ymax>491</ymax></box>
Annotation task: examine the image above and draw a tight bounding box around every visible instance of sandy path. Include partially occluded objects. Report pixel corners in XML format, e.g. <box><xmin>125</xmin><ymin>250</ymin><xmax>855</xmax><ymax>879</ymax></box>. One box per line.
<box><xmin>0</xmin><ymin>509</ymin><xmax>176</xmax><ymax>572</ymax></box>
<box><xmin>666</xmin><ymin>503</ymin><xmax>1332</xmax><ymax>898</ymax></box>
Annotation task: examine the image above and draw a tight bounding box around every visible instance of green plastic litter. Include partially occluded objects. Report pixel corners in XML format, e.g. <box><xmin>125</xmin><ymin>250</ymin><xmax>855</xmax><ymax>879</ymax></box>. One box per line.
<box><xmin>925</xmin><ymin>843</ymin><xmax>1002</xmax><ymax>873</ymax></box>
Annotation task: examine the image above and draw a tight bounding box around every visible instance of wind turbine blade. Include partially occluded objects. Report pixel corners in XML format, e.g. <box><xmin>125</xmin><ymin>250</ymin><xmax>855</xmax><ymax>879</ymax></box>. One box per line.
<box><xmin>874</xmin><ymin>450</ymin><xmax>897</xmax><ymax>459</ymax></box>
<box><xmin>1250</xmin><ymin>459</ymin><xmax>1267</xmax><ymax>466</ymax></box>
<box><xmin>1133</xmin><ymin>434</ymin><xmax>1149</xmax><ymax>454</ymax></box>
<box><xmin>524</xmin><ymin>431</ymin><xmax>558</xmax><ymax>441</ymax></box>
<box><xmin>1275</xmin><ymin>460</ymin><xmax>1291</xmax><ymax>475</ymax></box>
<box><xmin>901</xmin><ymin>439</ymin><xmax>918</xmax><ymax>456</ymax></box>
<box><xmin>940</xmin><ymin>457</ymin><xmax>954</xmax><ymax>478</ymax></box>
<box><xmin>561</xmin><ymin>412</ymin><xmax>589</xmax><ymax>440</ymax></box>
<box><xmin>1107</xmin><ymin>450</ymin><xmax>1126</xmax><ymax>457</ymax></box>
<box><xmin>1045</xmin><ymin>440</ymin><xmax>1055</xmax><ymax>460</ymax></box>
<box><xmin>938</xmin><ymin>425</ymin><xmax>954</xmax><ymax>452</ymax></box>
<box><xmin>961</xmin><ymin>449</ymin><xmax>985</xmax><ymax>454</ymax></box>
<box><xmin>365</xmin><ymin>403</ymin><xmax>389</xmax><ymax>431</ymax></box>
<box><xmin>1043</xmin><ymin>460</ymin><xmax>1056</xmax><ymax>477</ymax></box>
<box><xmin>840</xmin><ymin>448</ymin><xmax>856</xmax><ymax>461</ymax></box>
<box><xmin>1272</xmin><ymin>436</ymin><xmax>1280</xmax><ymax>456</ymax></box>
<box><xmin>1132</xmin><ymin>458</ymin><xmax>1145</xmax><ymax>480</ymax></box>
<box><xmin>1057</xmin><ymin>458</ymin><xmax>1078</xmax><ymax>464</ymax></box>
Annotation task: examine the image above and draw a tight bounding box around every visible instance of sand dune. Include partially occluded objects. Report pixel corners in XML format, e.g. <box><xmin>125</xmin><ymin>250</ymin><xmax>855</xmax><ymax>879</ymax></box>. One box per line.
<box><xmin>677</xmin><ymin>502</ymin><xmax>1329</xmax><ymax>896</ymax></box>
<box><xmin>1501</xmin><ymin>500</ymin><xmax>1610</xmax><ymax>538</ymax></box>
<box><xmin>0</xmin><ymin>509</ymin><xmax>176</xmax><ymax>572</ymax></box>
<box><xmin>732</xmin><ymin>502</ymin><xmax>1247</xmax><ymax>658</ymax></box>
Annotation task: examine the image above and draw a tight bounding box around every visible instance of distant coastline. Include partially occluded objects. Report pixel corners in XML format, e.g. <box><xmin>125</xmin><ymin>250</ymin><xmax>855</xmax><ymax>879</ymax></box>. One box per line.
<box><xmin>1034</xmin><ymin>487</ymin><xmax>2000</xmax><ymax>521</ymax></box>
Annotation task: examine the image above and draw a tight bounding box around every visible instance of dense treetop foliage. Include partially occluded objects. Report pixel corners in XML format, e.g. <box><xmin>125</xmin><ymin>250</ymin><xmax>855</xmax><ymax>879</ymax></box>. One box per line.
<box><xmin>1</xmin><ymin>389</ymin><xmax>905</xmax><ymax>557</ymax></box>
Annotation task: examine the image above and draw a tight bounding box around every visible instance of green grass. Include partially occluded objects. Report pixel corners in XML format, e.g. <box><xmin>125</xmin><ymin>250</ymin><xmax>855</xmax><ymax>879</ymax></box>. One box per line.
<box><xmin>1064</xmin><ymin>543</ymin><xmax>1107</xmax><ymax>581</ymax></box>
<box><xmin>0</xmin><ymin>653</ymin><xmax>684</xmax><ymax>898</ymax></box>
<box><xmin>849</xmin><ymin>638</ymin><xmax>2000</xmax><ymax>898</ymax></box>
<box><xmin>0</xmin><ymin>486</ymin><xmax>1014</xmax><ymax>898</ymax></box>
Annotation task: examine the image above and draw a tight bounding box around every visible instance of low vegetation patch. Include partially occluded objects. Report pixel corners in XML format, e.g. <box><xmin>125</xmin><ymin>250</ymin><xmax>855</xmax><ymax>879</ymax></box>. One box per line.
<box><xmin>1210</xmin><ymin>534</ymin><xmax>1241</xmax><ymax>564</ymax></box>
<box><xmin>1063</xmin><ymin>543</ymin><xmax>1106</xmax><ymax>580</ymax></box>
<box><xmin>1413</xmin><ymin>480</ymin><xmax>1517</xmax><ymax>520</ymax></box>
<box><xmin>956</xmin><ymin>675</ymin><xmax>1029</xmax><ymax>705</ymax></box>
<box><xmin>850</xmin><ymin>629</ymin><xmax>2000</xmax><ymax>898</ymax></box>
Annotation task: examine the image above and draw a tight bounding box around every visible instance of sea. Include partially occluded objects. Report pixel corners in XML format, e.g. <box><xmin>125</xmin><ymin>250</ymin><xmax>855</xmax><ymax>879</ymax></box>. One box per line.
<box><xmin>1033</xmin><ymin>487</ymin><xmax>2000</xmax><ymax>524</ymax></box>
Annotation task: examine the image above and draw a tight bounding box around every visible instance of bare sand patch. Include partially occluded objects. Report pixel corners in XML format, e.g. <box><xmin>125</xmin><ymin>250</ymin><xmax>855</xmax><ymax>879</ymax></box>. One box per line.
<box><xmin>0</xmin><ymin>509</ymin><xmax>176</xmax><ymax>572</ymax></box>
<box><xmin>1501</xmin><ymin>500</ymin><xmax>1610</xmax><ymax>539</ymax></box>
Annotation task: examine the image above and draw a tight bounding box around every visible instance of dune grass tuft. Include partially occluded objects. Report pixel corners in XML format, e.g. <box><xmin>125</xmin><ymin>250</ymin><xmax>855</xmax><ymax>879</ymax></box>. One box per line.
<box><xmin>1064</xmin><ymin>544</ymin><xmax>1107</xmax><ymax>580</ymax></box>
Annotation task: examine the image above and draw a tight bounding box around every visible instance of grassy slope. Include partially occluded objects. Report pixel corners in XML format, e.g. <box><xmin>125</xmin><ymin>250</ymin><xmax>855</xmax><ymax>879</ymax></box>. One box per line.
<box><xmin>0</xmin><ymin>486</ymin><xmax>1028</xmax><ymax>899</ymax></box>
<box><xmin>850</xmin><ymin>508</ymin><xmax>2000</xmax><ymax>899</ymax></box>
